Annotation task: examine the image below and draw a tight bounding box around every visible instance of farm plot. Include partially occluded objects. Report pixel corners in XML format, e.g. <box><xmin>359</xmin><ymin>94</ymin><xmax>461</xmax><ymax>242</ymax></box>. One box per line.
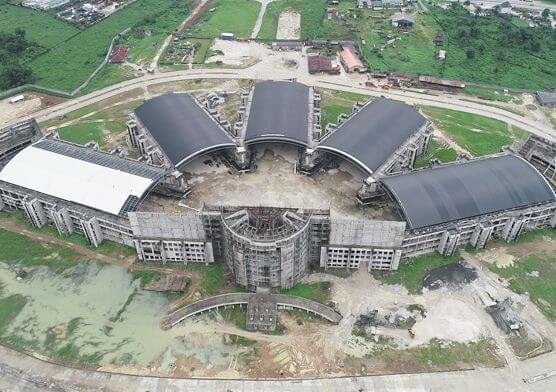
<box><xmin>25</xmin><ymin>0</ymin><xmax>192</xmax><ymax>91</ymax></box>
<box><xmin>188</xmin><ymin>0</ymin><xmax>261</xmax><ymax>39</ymax></box>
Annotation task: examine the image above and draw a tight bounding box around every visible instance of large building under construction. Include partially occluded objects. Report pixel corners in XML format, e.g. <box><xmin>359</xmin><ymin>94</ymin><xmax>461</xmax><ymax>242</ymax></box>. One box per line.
<box><xmin>1</xmin><ymin>81</ymin><xmax>555</xmax><ymax>292</ymax></box>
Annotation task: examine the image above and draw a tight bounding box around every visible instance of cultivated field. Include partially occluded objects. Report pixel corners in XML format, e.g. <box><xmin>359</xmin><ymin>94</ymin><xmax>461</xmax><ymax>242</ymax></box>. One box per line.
<box><xmin>6</xmin><ymin>0</ymin><xmax>193</xmax><ymax>91</ymax></box>
<box><xmin>188</xmin><ymin>0</ymin><xmax>261</xmax><ymax>38</ymax></box>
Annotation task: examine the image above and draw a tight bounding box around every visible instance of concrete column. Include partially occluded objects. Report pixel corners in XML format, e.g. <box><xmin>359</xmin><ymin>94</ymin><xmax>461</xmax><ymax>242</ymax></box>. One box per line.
<box><xmin>81</xmin><ymin>217</ymin><xmax>103</xmax><ymax>247</ymax></box>
<box><xmin>22</xmin><ymin>197</ymin><xmax>47</xmax><ymax>228</ymax></box>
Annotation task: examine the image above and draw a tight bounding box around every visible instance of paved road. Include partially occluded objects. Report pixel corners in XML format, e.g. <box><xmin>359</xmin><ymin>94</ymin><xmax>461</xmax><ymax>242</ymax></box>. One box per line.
<box><xmin>1</xmin><ymin>343</ymin><xmax>555</xmax><ymax>391</ymax></box>
<box><xmin>7</xmin><ymin>65</ymin><xmax>556</xmax><ymax>144</ymax></box>
<box><xmin>251</xmin><ymin>0</ymin><xmax>275</xmax><ymax>39</ymax></box>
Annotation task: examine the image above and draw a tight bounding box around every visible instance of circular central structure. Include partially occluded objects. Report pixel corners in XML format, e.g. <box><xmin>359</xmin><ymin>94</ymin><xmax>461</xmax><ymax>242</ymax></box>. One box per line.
<box><xmin>221</xmin><ymin>206</ymin><xmax>315</xmax><ymax>291</ymax></box>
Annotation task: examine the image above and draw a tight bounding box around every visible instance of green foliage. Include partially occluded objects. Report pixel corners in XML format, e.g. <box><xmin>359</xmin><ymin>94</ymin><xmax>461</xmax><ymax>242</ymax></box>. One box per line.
<box><xmin>431</xmin><ymin>4</ymin><xmax>556</xmax><ymax>89</ymax></box>
<box><xmin>320</xmin><ymin>88</ymin><xmax>368</xmax><ymax>133</ymax></box>
<box><xmin>373</xmin><ymin>252</ymin><xmax>460</xmax><ymax>294</ymax></box>
<box><xmin>131</xmin><ymin>270</ymin><xmax>163</xmax><ymax>288</ymax></box>
<box><xmin>198</xmin><ymin>262</ymin><xmax>228</xmax><ymax>296</ymax></box>
<box><xmin>109</xmin><ymin>289</ymin><xmax>137</xmax><ymax>322</ymax></box>
<box><xmin>190</xmin><ymin>0</ymin><xmax>261</xmax><ymax>38</ymax></box>
<box><xmin>414</xmin><ymin>138</ymin><xmax>458</xmax><ymax>168</ymax></box>
<box><xmin>280</xmin><ymin>281</ymin><xmax>332</xmax><ymax>304</ymax></box>
<box><xmin>0</xmin><ymin>228</ymin><xmax>81</xmax><ymax>272</ymax></box>
<box><xmin>489</xmin><ymin>254</ymin><xmax>556</xmax><ymax>321</ymax></box>
<box><xmin>0</xmin><ymin>28</ymin><xmax>38</xmax><ymax>89</ymax></box>
<box><xmin>421</xmin><ymin>107</ymin><xmax>528</xmax><ymax>156</ymax></box>
<box><xmin>258</xmin><ymin>0</ymin><xmax>332</xmax><ymax>40</ymax></box>
<box><xmin>0</xmin><ymin>294</ymin><xmax>27</xmax><ymax>334</ymax></box>
<box><xmin>372</xmin><ymin>338</ymin><xmax>501</xmax><ymax>368</ymax></box>
<box><xmin>0</xmin><ymin>3</ymin><xmax>78</xmax><ymax>50</ymax></box>
<box><xmin>25</xmin><ymin>0</ymin><xmax>192</xmax><ymax>91</ymax></box>
<box><xmin>226</xmin><ymin>334</ymin><xmax>257</xmax><ymax>347</ymax></box>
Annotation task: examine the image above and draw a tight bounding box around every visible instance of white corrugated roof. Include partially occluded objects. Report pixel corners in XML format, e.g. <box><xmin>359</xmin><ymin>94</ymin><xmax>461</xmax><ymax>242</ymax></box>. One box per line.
<box><xmin>0</xmin><ymin>145</ymin><xmax>155</xmax><ymax>215</ymax></box>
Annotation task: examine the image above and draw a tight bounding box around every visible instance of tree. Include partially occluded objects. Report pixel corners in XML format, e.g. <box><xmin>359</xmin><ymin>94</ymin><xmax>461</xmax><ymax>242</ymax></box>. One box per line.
<box><xmin>466</xmin><ymin>49</ymin><xmax>475</xmax><ymax>60</ymax></box>
<box><xmin>542</xmin><ymin>8</ymin><xmax>550</xmax><ymax>19</ymax></box>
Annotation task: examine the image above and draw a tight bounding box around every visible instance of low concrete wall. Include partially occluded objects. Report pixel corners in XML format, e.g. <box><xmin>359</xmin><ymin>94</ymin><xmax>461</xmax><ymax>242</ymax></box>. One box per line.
<box><xmin>167</xmin><ymin>292</ymin><xmax>341</xmax><ymax>326</ymax></box>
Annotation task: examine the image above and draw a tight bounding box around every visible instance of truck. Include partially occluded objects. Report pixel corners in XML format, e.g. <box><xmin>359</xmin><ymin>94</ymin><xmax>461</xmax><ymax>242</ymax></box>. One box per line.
<box><xmin>9</xmin><ymin>95</ymin><xmax>25</xmax><ymax>104</ymax></box>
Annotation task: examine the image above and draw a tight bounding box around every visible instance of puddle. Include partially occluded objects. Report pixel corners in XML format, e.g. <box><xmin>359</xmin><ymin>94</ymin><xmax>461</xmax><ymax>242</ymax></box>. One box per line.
<box><xmin>0</xmin><ymin>262</ymin><xmax>236</xmax><ymax>372</ymax></box>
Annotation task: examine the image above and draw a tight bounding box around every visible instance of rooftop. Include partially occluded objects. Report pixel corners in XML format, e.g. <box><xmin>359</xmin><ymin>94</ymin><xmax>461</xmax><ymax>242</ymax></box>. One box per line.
<box><xmin>128</xmin><ymin>212</ymin><xmax>206</xmax><ymax>240</ymax></box>
<box><xmin>0</xmin><ymin>139</ymin><xmax>165</xmax><ymax>216</ymax></box>
<box><xmin>536</xmin><ymin>91</ymin><xmax>556</xmax><ymax>106</ymax></box>
<box><xmin>317</xmin><ymin>98</ymin><xmax>427</xmax><ymax>174</ymax></box>
<box><xmin>329</xmin><ymin>219</ymin><xmax>406</xmax><ymax>248</ymax></box>
<box><xmin>134</xmin><ymin>93</ymin><xmax>236</xmax><ymax>168</ymax></box>
<box><xmin>381</xmin><ymin>154</ymin><xmax>556</xmax><ymax>230</ymax></box>
<box><xmin>340</xmin><ymin>46</ymin><xmax>364</xmax><ymax>69</ymax></box>
<box><xmin>244</xmin><ymin>81</ymin><xmax>311</xmax><ymax>146</ymax></box>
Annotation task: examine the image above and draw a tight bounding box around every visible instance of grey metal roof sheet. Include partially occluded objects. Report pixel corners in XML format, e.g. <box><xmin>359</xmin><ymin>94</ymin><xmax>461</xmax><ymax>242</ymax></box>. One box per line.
<box><xmin>134</xmin><ymin>93</ymin><xmax>236</xmax><ymax>167</ymax></box>
<box><xmin>317</xmin><ymin>98</ymin><xmax>427</xmax><ymax>174</ymax></box>
<box><xmin>381</xmin><ymin>155</ymin><xmax>556</xmax><ymax>230</ymax></box>
<box><xmin>245</xmin><ymin>81</ymin><xmax>310</xmax><ymax>146</ymax></box>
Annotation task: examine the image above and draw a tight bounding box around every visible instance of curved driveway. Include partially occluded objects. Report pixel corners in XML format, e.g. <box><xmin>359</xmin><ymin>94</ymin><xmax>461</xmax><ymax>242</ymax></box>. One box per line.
<box><xmin>9</xmin><ymin>66</ymin><xmax>556</xmax><ymax>144</ymax></box>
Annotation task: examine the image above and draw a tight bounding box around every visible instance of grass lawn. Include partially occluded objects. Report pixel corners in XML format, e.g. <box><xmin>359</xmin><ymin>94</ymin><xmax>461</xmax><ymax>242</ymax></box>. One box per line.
<box><xmin>257</xmin><ymin>0</ymin><xmax>334</xmax><ymax>40</ymax></box>
<box><xmin>320</xmin><ymin>88</ymin><xmax>369</xmax><ymax>133</ymax></box>
<box><xmin>463</xmin><ymin>86</ymin><xmax>522</xmax><ymax>104</ymax></box>
<box><xmin>361</xmin><ymin>12</ymin><xmax>443</xmax><ymax>76</ymax></box>
<box><xmin>197</xmin><ymin>262</ymin><xmax>228</xmax><ymax>296</ymax></box>
<box><xmin>280</xmin><ymin>281</ymin><xmax>332</xmax><ymax>304</ymax></box>
<box><xmin>0</xmin><ymin>228</ymin><xmax>81</xmax><ymax>272</ymax></box>
<box><xmin>79</xmin><ymin>64</ymin><xmax>137</xmax><ymax>96</ymax></box>
<box><xmin>1</xmin><ymin>211</ymin><xmax>136</xmax><ymax>259</ymax></box>
<box><xmin>373</xmin><ymin>252</ymin><xmax>460</xmax><ymax>294</ymax></box>
<box><xmin>421</xmin><ymin>107</ymin><xmax>528</xmax><ymax>156</ymax></box>
<box><xmin>189</xmin><ymin>0</ymin><xmax>261</xmax><ymax>38</ymax></box>
<box><xmin>0</xmin><ymin>2</ymin><xmax>79</xmax><ymax>52</ymax></box>
<box><xmin>55</xmin><ymin>120</ymin><xmax>127</xmax><ymax>147</ymax></box>
<box><xmin>24</xmin><ymin>0</ymin><xmax>192</xmax><ymax>91</ymax></box>
<box><xmin>363</xmin><ymin>338</ymin><xmax>502</xmax><ymax>370</ymax></box>
<box><xmin>414</xmin><ymin>137</ymin><xmax>458</xmax><ymax>168</ymax></box>
<box><xmin>489</xmin><ymin>254</ymin><xmax>556</xmax><ymax>321</ymax></box>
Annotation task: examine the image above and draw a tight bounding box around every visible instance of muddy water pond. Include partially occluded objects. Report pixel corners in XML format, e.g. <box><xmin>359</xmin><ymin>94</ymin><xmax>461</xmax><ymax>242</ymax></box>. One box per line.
<box><xmin>0</xmin><ymin>261</ymin><xmax>241</xmax><ymax>374</ymax></box>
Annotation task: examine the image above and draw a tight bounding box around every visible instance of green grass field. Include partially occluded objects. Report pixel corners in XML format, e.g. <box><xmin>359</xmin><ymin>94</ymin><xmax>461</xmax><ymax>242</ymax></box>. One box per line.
<box><xmin>490</xmin><ymin>255</ymin><xmax>556</xmax><ymax>321</ymax></box>
<box><xmin>373</xmin><ymin>253</ymin><xmax>460</xmax><ymax>294</ymax></box>
<box><xmin>280</xmin><ymin>281</ymin><xmax>332</xmax><ymax>304</ymax></box>
<box><xmin>189</xmin><ymin>0</ymin><xmax>261</xmax><ymax>38</ymax></box>
<box><xmin>414</xmin><ymin>137</ymin><xmax>458</xmax><ymax>168</ymax></box>
<box><xmin>361</xmin><ymin>12</ymin><xmax>443</xmax><ymax>76</ymax></box>
<box><xmin>257</xmin><ymin>0</ymin><xmax>334</xmax><ymax>40</ymax></box>
<box><xmin>17</xmin><ymin>0</ymin><xmax>192</xmax><ymax>91</ymax></box>
<box><xmin>421</xmin><ymin>107</ymin><xmax>528</xmax><ymax>156</ymax></box>
<box><xmin>0</xmin><ymin>211</ymin><xmax>136</xmax><ymax>258</ymax></box>
<box><xmin>0</xmin><ymin>228</ymin><xmax>81</xmax><ymax>272</ymax></box>
<box><xmin>0</xmin><ymin>2</ymin><xmax>79</xmax><ymax>52</ymax></box>
<box><xmin>319</xmin><ymin>89</ymin><xmax>369</xmax><ymax>133</ymax></box>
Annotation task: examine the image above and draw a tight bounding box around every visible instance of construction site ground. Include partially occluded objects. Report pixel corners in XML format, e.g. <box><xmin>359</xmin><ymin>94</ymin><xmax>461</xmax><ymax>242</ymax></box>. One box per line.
<box><xmin>1</xmin><ymin>206</ymin><xmax>555</xmax><ymax>380</ymax></box>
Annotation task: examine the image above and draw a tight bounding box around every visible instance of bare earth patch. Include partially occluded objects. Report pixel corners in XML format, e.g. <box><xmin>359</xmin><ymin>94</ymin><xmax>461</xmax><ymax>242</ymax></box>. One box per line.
<box><xmin>276</xmin><ymin>11</ymin><xmax>301</xmax><ymax>40</ymax></box>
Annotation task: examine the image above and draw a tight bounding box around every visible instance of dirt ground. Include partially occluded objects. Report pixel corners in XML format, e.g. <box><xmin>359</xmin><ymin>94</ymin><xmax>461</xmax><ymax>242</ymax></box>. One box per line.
<box><xmin>277</xmin><ymin>11</ymin><xmax>301</xmax><ymax>40</ymax></box>
<box><xmin>0</xmin><ymin>93</ymin><xmax>66</xmax><ymax>126</ymax></box>
<box><xmin>176</xmin><ymin>144</ymin><xmax>401</xmax><ymax>220</ymax></box>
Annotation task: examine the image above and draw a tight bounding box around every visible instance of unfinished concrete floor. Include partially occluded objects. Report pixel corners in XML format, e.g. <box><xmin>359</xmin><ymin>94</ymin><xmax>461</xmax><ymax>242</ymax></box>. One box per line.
<box><xmin>180</xmin><ymin>144</ymin><xmax>401</xmax><ymax>220</ymax></box>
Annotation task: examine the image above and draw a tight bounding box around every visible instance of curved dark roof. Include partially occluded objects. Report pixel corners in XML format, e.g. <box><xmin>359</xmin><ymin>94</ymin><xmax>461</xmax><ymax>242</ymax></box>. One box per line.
<box><xmin>134</xmin><ymin>93</ymin><xmax>236</xmax><ymax>167</ymax></box>
<box><xmin>381</xmin><ymin>155</ymin><xmax>556</xmax><ymax>230</ymax></box>
<box><xmin>317</xmin><ymin>98</ymin><xmax>427</xmax><ymax>174</ymax></box>
<box><xmin>244</xmin><ymin>81</ymin><xmax>311</xmax><ymax>146</ymax></box>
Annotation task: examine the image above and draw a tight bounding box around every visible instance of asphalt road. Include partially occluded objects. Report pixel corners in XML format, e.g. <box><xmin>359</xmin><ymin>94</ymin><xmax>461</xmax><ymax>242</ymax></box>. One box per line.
<box><xmin>9</xmin><ymin>66</ymin><xmax>556</xmax><ymax>144</ymax></box>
